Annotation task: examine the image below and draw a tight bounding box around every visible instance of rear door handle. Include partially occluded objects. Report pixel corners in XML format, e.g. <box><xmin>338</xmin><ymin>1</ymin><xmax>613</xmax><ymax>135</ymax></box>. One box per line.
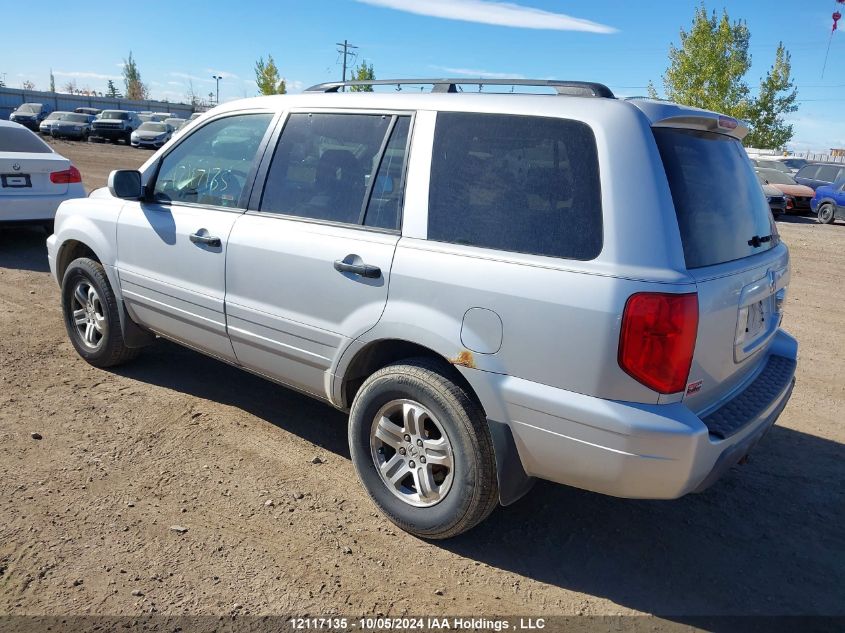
<box><xmin>333</xmin><ymin>259</ymin><xmax>381</xmax><ymax>279</ymax></box>
<box><xmin>189</xmin><ymin>232</ymin><xmax>221</xmax><ymax>247</ymax></box>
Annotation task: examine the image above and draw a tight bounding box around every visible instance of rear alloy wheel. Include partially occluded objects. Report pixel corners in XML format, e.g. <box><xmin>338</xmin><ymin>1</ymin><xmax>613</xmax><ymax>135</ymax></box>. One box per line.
<box><xmin>817</xmin><ymin>203</ymin><xmax>835</xmax><ymax>224</ymax></box>
<box><xmin>349</xmin><ymin>358</ymin><xmax>499</xmax><ymax>539</ymax></box>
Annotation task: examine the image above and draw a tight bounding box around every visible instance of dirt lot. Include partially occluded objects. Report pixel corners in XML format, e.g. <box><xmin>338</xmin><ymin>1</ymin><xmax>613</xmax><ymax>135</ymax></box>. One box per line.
<box><xmin>0</xmin><ymin>138</ymin><xmax>843</xmax><ymax>622</ymax></box>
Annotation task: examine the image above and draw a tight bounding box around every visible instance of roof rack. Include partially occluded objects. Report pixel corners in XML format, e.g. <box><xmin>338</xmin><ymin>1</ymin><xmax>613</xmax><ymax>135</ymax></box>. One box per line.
<box><xmin>304</xmin><ymin>78</ymin><xmax>615</xmax><ymax>98</ymax></box>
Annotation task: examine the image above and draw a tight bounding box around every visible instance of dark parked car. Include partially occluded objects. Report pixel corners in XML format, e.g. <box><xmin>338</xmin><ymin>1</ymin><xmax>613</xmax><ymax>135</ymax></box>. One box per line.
<box><xmin>756</xmin><ymin>168</ymin><xmax>815</xmax><ymax>213</ymax></box>
<box><xmin>810</xmin><ymin>180</ymin><xmax>845</xmax><ymax>225</ymax></box>
<box><xmin>794</xmin><ymin>163</ymin><xmax>845</xmax><ymax>191</ymax></box>
<box><xmin>9</xmin><ymin>103</ymin><xmax>52</xmax><ymax>131</ymax></box>
<box><xmin>52</xmin><ymin>113</ymin><xmax>95</xmax><ymax>141</ymax></box>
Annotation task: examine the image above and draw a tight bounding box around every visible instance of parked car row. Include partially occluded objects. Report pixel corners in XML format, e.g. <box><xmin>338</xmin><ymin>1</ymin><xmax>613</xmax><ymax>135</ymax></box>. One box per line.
<box><xmin>755</xmin><ymin>167</ymin><xmax>815</xmax><ymax>214</ymax></box>
<box><xmin>8</xmin><ymin>102</ymin><xmax>198</xmax><ymax>147</ymax></box>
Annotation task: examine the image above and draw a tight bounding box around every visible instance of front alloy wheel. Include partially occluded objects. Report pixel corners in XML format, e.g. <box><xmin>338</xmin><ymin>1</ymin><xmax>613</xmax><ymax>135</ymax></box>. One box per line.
<box><xmin>70</xmin><ymin>280</ymin><xmax>106</xmax><ymax>350</ymax></box>
<box><xmin>817</xmin><ymin>203</ymin><xmax>835</xmax><ymax>224</ymax></box>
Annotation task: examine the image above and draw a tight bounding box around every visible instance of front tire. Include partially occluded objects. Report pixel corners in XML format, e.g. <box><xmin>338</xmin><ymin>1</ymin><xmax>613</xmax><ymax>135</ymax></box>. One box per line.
<box><xmin>61</xmin><ymin>257</ymin><xmax>139</xmax><ymax>367</ymax></box>
<box><xmin>349</xmin><ymin>358</ymin><xmax>498</xmax><ymax>539</ymax></box>
<box><xmin>817</xmin><ymin>203</ymin><xmax>836</xmax><ymax>224</ymax></box>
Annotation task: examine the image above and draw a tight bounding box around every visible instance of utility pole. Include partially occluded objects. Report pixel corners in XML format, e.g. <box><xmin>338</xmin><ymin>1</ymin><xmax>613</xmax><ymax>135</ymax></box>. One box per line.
<box><xmin>212</xmin><ymin>75</ymin><xmax>222</xmax><ymax>104</ymax></box>
<box><xmin>336</xmin><ymin>39</ymin><xmax>358</xmax><ymax>91</ymax></box>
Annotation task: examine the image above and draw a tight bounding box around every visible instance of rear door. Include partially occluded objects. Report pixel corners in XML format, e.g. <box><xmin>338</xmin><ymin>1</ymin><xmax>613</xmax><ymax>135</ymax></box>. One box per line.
<box><xmin>653</xmin><ymin>127</ymin><xmax>789</xmax><ymax>412</ymax></box>
<box><xmin>115</xmin><ymin>111</ymin><xmax>275</xmax><ymax>361</ymax></box>
<box><xmin>224</xmin><ymin>111</ymin><xmax>412</xmax><ymax>398</ymax></box>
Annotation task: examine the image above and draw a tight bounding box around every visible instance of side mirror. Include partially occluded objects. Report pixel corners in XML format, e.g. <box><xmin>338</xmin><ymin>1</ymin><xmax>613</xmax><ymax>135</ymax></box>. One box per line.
<box><xmin>108</xmin><ymin>170</ymin><xmax>142</xmax><ymax>200</ymax></box>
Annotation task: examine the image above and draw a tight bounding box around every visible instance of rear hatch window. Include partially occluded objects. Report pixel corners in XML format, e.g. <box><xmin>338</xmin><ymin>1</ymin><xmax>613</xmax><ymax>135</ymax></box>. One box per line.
<box><xmin>0</xmin><ymin>127</ymin><xmax>52</xmax><ymax>153</ymax></box>
<box><xmin>654</xmin><ymin>128</ymin><xmax>776</xmax><ymax>269</ymax></box>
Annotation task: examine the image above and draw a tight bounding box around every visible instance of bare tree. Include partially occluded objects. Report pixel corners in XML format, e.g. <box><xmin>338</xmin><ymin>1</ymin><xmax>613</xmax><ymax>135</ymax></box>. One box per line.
<box><xmin>22</xmin><ymin>80</ymin><xmax>36</xmax><ymax>91</ymax></box>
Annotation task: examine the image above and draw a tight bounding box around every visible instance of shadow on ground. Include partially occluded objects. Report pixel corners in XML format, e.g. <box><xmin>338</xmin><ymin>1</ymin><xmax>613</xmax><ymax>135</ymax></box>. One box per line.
<box><xmin>0</xmin><ymin>226</ymin><xmax>51</xmax><ymax>273</ymax></box>
<box><xmin>118</xmin><ymin>340</ymin><xmax>845</xmax><ymax>622</ymax></box>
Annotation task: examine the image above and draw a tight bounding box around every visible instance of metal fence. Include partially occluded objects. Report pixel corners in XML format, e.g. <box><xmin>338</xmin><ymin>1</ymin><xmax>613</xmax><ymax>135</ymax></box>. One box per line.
<box><xmin>0</xmin><ymin>87</ymin><xmax>196</xmax><ymax>120</ymax></box>
<box><xmin>790</xmin><ymin>151</ymin><xmax>845</xmax><ymax>164</ymax></box>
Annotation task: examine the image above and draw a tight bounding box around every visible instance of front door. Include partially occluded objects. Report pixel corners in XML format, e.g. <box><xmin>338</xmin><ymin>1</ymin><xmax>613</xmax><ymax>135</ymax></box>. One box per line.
<box><xmin>225</xmin><ymin>111</ymin><xmax>412</xmax><ymax>398</ymax></box>
<box><xmin>116</xmin><ymin>111</ymin><xmax>275</xmax><ymax>361</ymax></box>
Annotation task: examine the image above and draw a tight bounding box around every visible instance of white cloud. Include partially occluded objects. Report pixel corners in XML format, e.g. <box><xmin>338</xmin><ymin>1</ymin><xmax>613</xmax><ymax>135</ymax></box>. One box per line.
<box><xmin>53</xmin><ymin>70</ymin><xmax>121</xmax><ymax>81</ymax></box>
<box><xmin>430</xmin><ymin>66</ymin><xmax>525</xmax><ymax>79</ymax></box>
<box><xmin>206</xmin><ymin>69</ymin><xmax>239</xmax><ymax>80</ymax></box>
<box><xmin>170</xmin><ymin>72</ymin><xmax>214</xmax><ymax>84</ymax></box>
<box><xmin>355</xmin><ymin>0</ymin><xmax>616</xmax><ymax>33</ymax></box>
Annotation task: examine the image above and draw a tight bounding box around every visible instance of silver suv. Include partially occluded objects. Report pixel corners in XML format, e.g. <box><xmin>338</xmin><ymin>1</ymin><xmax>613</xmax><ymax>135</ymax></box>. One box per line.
<box><xmin>47</xmin><ymin>79</ymin><xmax>797</xmax><ymax>539</ymax></box>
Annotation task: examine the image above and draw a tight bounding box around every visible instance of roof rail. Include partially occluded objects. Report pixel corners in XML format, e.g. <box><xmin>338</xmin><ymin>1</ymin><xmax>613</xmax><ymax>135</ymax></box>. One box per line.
<box><xmin>304</xmin><ymin>78</ymin><xmax>615</xmax><ymax>98</ymax></box>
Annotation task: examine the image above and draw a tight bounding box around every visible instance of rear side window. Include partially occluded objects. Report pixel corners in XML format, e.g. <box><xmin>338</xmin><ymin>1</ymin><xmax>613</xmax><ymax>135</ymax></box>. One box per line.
<box><xmin>428</xmin><ymin>112</ymin><xmax>602</xmax><ymax>260</ymax></box>
<box><xmin>0</xmin><ymin>126</ymin><xmax>52</xmax><ymax>153</ymax></box>
<box><xmin>816</xmin><ymin>165</ymin><xmax>843</xmax><ymax>183</ymax></box>
<box><xmin>260</xmin><ymin>113</ymin><xmax>410</xmax><ymax>229</ymax></box>
<box><xmin>654</xmin><ymin>128</ymin><xmax>776</xmax><ymax>269</ymax></box>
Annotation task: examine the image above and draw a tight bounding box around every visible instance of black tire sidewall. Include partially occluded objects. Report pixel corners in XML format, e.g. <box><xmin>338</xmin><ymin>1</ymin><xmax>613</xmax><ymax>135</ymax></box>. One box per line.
<box><xmin>349</xmin><ymin>371</ymin><xmax>486</xmax><ymax>537</ymax></box>
<box><xmin>61</xmin><ymin>260</ymin><xmax>118</xmax><ymax>364</ymax></box>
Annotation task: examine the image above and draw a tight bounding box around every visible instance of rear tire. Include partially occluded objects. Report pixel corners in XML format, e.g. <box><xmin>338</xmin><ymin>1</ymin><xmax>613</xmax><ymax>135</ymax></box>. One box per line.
<box><xmin>349</xmin><ymin>358</ymin><xmax>498</xmax><ymax>539</ymax></box>
<box><xmin>61</xmin><ymin>257</ymin><xmax>140</xmax><ymax>368</ymax></box>
<box><xmin>817</xmin><ymin>203</ymin><xmax>836</xmax><ymax>224</ymax></box>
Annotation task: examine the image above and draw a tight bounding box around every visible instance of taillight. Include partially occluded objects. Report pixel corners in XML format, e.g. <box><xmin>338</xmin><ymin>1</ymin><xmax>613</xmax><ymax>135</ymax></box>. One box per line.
<box><xmin>50</xmin><ymin>165</ymin><xmax>82</xmax><ymax>184</ymax></box>
<box><xmin>618</xmin><ymin>292</ymin><xmax>699</xmax><ymax>394</ymax></box>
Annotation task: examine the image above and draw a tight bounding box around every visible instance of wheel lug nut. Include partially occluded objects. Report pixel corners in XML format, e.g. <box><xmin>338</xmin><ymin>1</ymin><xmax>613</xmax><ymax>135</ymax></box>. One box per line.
<box><xmin>403</xmin><ymin>434</ymin><xmax>411</xmax><ymax>442</ymax></box>
<box><xmin>420</xmin><ymin>457</ymin><xmax>426</xmax><ymax>464</ymax></box>
<box><xmin>408</xmin><ymin>461</ymin><xmax>415</xmax><ymax>468</ymax></box>
<box><xmin>416</xmin><ymin>439</ymin><xmax>423</xmax><ymax>447</ymax></box>
<box><xmin>398</xmin><ymin>448</ymin><xmax>406</xmax><ymax>455</ymax></box>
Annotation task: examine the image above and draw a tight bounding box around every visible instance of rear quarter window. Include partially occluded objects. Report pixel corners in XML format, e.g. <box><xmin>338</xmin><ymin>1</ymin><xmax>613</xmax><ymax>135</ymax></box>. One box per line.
<box><xmin>427</xmin><ymin>112</ymin><xmax>602</xmax><ymax>261</ymax></box>
<box><xmin>654</xmin><ymin>128</ymin><xmax>776</xmax><ymax>269</ymax></box>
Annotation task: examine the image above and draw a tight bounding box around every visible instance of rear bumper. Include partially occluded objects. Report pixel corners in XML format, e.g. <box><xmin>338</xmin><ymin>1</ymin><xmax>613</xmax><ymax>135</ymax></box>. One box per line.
<box><xmin>0</xmin><ymin>186</ymin><xmax>85</xmax><ymax>222</ymax></box>
<box><xmin>464</xmin><ymin>329</ymin><xmax>798</xmax><ymax>500</ymax></box>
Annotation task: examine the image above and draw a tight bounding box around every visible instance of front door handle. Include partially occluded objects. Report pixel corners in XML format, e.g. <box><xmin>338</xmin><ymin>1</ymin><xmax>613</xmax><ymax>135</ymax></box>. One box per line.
<box><xmin>334</xmin><ymin>259</ymin><xmax>381</xmax><ymax>279</ymax></box>
<box><xmin>189</xmin><ymin>232</ymin><xmax>221</xmax><ymax>247</ymax></box>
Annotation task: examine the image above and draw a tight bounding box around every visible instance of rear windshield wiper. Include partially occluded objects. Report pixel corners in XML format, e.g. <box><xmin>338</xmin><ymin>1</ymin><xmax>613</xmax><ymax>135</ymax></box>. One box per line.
<box><xmin>747</xmin><ymin>234</ymin><xmax>773</xmax><ymax>248</ymax></box>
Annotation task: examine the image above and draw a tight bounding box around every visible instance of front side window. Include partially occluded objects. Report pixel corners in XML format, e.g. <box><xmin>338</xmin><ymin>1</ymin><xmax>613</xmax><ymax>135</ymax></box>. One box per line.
<box><xmin>152</xmin><ymin>113</ymin><xmax>273</xmax><ymax>208</ymax></box>
<box><xmin>817</xmin><ymin>165</ymin><xmax>844</xmax><ymax>183</ymax></box>
<box><xmin>428</xmin><ymin>112</ymin><xmax>603</xmax><ymax>260</ymax></box>
<box><xmin>260</xmin><ymin>113</ymin><xmax>410</xmax><ymax>228</ymax></box>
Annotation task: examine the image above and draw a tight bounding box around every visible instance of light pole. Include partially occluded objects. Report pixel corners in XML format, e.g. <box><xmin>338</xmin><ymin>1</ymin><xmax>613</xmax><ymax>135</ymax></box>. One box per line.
<box><xmin>212</xmin><ymin>75</ymin><xmax>222</xmax><ymax>104</ymax></box>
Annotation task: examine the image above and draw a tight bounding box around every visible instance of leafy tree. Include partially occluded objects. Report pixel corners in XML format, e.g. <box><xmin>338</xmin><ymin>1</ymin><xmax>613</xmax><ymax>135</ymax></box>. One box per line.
<box><xmin>743</xmin><ymin>43</ymin><xmax>798</xmax><ymax>149</ymax></box>
<box><xmin>254</xmin><ymin>55</ymin><xmax>286</xmax><ymax>95</ymax></box>
<box><xmin>350</xmin><ymin>61</ymin><xmax>375</xmax><ymax>92</ymax></box>
<box><xmin>0</xmin><ymin>76</ymin><xmax>5</xmax><ymax>88</ymax></box>
<box><xmin>656</xmin><ymin>5</ymin><xmax>752</xmax><ymax>119</ymax></box>
<box><xmin>122</xmin><ymin>51</ymin><xmax>149</xmax><ymax>101</ymax></box>
<box><xmin>105</xmin><ymin>79</ymin><xmax>122</xmax><ymax>98</ymax></box>
<box><xmin>651</xmin><ymin>4</ymin><xmax>799</xmax><ymax>149</ymax></box>
<box><xmin>22</xmin><ymin>80</ymin><xmax>36</xmax><ymax>91</ymax></box>
<box><xmin>49</xmin><ymin>70</ymin><xmax>55</xmax><ymax>93</ymax></box>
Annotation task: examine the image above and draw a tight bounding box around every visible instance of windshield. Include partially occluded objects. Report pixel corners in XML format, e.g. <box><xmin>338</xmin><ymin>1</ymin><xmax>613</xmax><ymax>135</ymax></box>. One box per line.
<box><xmin>139</xmin><ymin>122</ymin><xmax>167</xmax><ymax>132</ymax></box>
<box><xmin>654</xmin><ymin>128</ymin><xmax>776</xmax><ymax>269</ymax></box>
<box><xmin>0</xmin><ymin>126</ymin><xmax>53</xmax><ymax>153</ymax></box>
<box><xmin>44</xmin><ymin>112</ymin><xmax>69</xmax><ymax>121</ymax></box>
<box><xmin>758</xmin><ymin>160</ymin><xmax>790</xmax><ymax>174</ymax></box>
<box><xmin>758</xmin><ymin>170</ymin><xmax>796</xmax><ymax>185</ymax></box>
<box><xmin>101</xmin><ymin>111</ymin><xmax>130</xmax><ymax>120</ymax></box>
<box><xmin>16</xmin><ymin>104</ymin><xmax>42</xmax><ymax>114</ymax></box>
<box><xmin>64</xmin><ymin>114</ymin><xmax>89</xmax><ymax>123</ymax></box>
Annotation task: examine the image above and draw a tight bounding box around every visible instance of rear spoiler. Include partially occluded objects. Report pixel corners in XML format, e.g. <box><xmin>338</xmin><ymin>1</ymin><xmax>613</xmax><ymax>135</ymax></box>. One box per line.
<box><xmin>626</xmin><ymin>99</ymin><xmax>749</xmax><ymax>140</ymax></box>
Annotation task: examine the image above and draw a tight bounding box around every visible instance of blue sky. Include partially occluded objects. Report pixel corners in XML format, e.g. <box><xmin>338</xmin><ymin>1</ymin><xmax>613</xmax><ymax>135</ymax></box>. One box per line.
<box><xmin>1</xmin><ymin>0</ymin><xmax>842</xmax><ymax>151</ymax></box>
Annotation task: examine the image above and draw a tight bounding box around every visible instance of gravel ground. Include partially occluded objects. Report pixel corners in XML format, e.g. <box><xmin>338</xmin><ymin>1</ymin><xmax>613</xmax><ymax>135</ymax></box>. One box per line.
<box><xmin>0</xmin><ymin>139</ymin><xmax>842</xmax><ymax>621</ymax></box>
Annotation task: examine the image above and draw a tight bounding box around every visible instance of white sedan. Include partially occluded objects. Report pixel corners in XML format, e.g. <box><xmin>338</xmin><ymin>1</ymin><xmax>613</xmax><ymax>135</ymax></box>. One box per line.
<box><xmin>0</xmin><ymin>119</ymin><xmax>86</xmax><ymax>231</ymax></box>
